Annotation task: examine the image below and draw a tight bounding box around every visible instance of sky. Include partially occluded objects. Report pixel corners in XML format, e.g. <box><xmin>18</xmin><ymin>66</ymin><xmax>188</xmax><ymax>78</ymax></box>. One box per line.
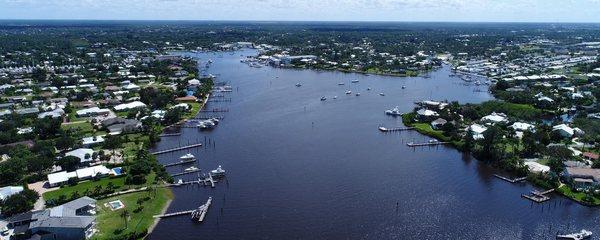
<box><xmin>1</xmin><ymin>0</ymin><xmax>600</xmax><ymax>22</ymax></box>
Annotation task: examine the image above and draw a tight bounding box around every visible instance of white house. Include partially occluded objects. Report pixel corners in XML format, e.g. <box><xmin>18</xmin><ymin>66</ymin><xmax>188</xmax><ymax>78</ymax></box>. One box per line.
<box><xmin>81</xmin><ymin>136</ymin><xmax>105</xmax><ymax>147</ymax></box>
<box><xmin>552</xmin><ymin>124</ymin><xmax>575</xmax><ymax>138</ymax></box>
<box><xmin>524</xmin><ymin>162</ymin><xmax>550</xmax><ymax>174</ymax></box>
<box><xmin>76</xmin><ymin>107</ymin><xmax>111</xmax><ymax>117</ymax></box>
<box><xmin>0</xmin><ymin>186</ymin><xmax>23</xmax><ymax>200</ymax></box>
<box><xmin>510</xmin><ymin>122</ymin><xmax>535</xmax><ymax>132</ymax></box>
<box><xmin>65</xmin><ymin>148</ymin><xmax>95</xmax><ymax>163</ymax></box>
<box><xmin>416</xmin><ymin>109</ymin><xmax>439</xmax><ymax>118</ymax></box>
<box><xmin>481</xmin><ymin>112</ymin><xmax>508</xmax><ymax>123</ymax></box>
<box><xmin>114</xmin><ymin>101</ymin><xmax>147</xmax><ymax>111</ymax></box>
<box><xmin>468</xmin><ymin>124</ymin><xmax>488</xmax><ymax>140</ymax></box>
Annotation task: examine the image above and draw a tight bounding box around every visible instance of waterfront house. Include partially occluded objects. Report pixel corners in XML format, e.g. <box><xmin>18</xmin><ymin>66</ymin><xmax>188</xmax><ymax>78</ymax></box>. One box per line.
<box><xmin>563</xmin><ymin>167</ymin><xmax>600</xmax><ymax>189</ymax></box>
<box><xmin>481</xmin><ymin>112</ymin><xmax>508</xmax><ymax>124</ymax></box>
<box><xmin>416</xmin><ymin>108</ymin><xmax>439</xmax><ymax>120</ymax></box>
<box><xmin>6</xmin><ymin>197</ymin><xmax>97</xmax><ymax>240</ymax></box>
<box><xmin>430</xmin><ymin>118</ymin><xmax>448</xmax><ymax>130</ymax></box>
<box><xmin>524</xmin><ymin>162</ymin><xmax>550</xmax><ymax>174</ymax></box>
<box><xmin>583</xmin><ymin>152</ymin><xmax>599</xmax><ymax>161</ymax></box>
<box><xmin>100</xmin><ymin>117</ymin><xmax>142</xmax><ymax>135</ymax></box>
<box><xmin>468</xmin><ymin>124</ymin><xmax>488</xmax><ymax>140</ymax></box>
<box><xmin>47</xmin><ymin>165</ymin><xmax>113</xmax><ymax>187</ymax></box>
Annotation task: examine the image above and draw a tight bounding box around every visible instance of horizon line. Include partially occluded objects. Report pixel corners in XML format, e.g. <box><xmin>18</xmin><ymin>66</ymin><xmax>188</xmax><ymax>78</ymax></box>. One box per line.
<box><xmin>1</xmin><ymin>19</ymin><xmax>600</xmax><ymax>24</ymax></box>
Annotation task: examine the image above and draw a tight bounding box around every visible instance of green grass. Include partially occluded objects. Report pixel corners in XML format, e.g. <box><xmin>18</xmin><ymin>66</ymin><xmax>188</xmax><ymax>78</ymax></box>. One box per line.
<box><xmin>61</xmin><ymin>121</ymin><xmax>95</xmax><ymax>135</ymax></box>
<box><xmin>43</xmin><ymin>173</ymin><xmax>156</xmax><ymax>203</ymax></box>
<box><xmin>92</xmin><ymin>187</ymin><xmax>173</xmax><ymax>240</ymax></box>
<box><xmin>557</xmin><ymin>185</ymin><xmax>600</xmax><ymax>206</ymax></box>
<box><xmin>182</xmin><ymin>102</ymin><xmax>201</xmax><ymax>119</ymax></box>
<box><xmin>412</xmin><ymin>123</ymin><xmax>451</xmax><ymax>142</ymax></box>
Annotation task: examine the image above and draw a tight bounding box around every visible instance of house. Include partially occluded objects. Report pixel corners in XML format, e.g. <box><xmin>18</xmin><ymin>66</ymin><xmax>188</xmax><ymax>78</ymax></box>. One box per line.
<box><xmin>76</xmin><ymin>107</ymin><xmax>111</xmax><ymax>117</ymax></box>
<box><xmin>47</xmin><ymin>165</ymin><xmax>113</xmax><ymax>187</ymax></box>
<box><xmin>468</xmin><ymin>124</ymin><xmax>487</xmax><ymax>140</ymax></box>
<box><xmin>100</xmin><ymin>117</ymin><xmax>142</xmax><ymax>135</ymax></box>
<box><xmin>583</xmin><ymin>152</ymin><xmax>599</xmax><ymax>161</ymax></box>
<box><xmin>81</xmin><ymin>136</ymin><xmax>105</xmax><ymax>147</ymax></box>
<box><xmin>430</xmin><ymin>118</ymin><xmax>448</xmax><ymax>130</ymax></box>
<box><xmin>416</xmin><ymin>108</ymin><xmax>439</xmax><ymax>119</ymax></box>
<box><xmin>563</xmin><ymin>167</ymin><xmax>600</xmax><ymax>188</ymax></box>
<box><xmin>37</xmin><ymin>108</ymin><xmax>65</xmax><ymax>119</ymax></box>
<box><xmin>47</xmin><ymin>171</ymin><xmax>78</xmax><ymax>187</ymax></box>
<box><xmin>524</xmin><ymin>162</ymin><xmax>550</xmax><ymax>174</ymax></box>
<box><xmin>481</xmin><ymin>112</ymin><xmax>508</xmax><ymax>124</ymax></box>
<box><xmin>65</xmin><ymin>148</ymin><xmax>95</xmax><ymax>164</ymax></box>
<box><xmin>552</xmin><ymin>124</ymin><xmax>584</xmax><ymax>138</ymax></box>
<box><xmin>510</xmin><ymin>122</ymin><xmax>535</xmax><ymax>132</ymax></box>
<box><xmin>0</xmin><ymin>186</ymin><xmax>23</xmax><ymax>201</ymax></box>
<box><xmin>6</xmin><ymin>197</ymin><xmax>97</xmax><ymax>240</ymax></box>
<box><xmin>113</xmin><ymin>101</ymin><xmax>146</xmax><ymax>111</ymax></box>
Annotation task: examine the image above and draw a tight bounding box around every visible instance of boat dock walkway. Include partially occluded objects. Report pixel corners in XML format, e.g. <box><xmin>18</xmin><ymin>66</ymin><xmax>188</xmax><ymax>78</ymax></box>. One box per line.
<box><xmin>378</xmin><ymin>126</ymin><xmax>414</xmax><ymax>132</ymax></box>
<box><xmin>151</xmin><ymin>143</ymin><xmax>203</xmax><ymax>155</ymax></box>
<box><xmin>171</xmin><ymin>168</ymin><xmax>202</xmax><ymax>177</ymax></box>
<box><xmin>199</xmin><ymin>108</ymin><xmax>229</xmax><ymax>113</ymax></box>
<box><xmin>191</xmin><ymin>116</ymin><xmax>224</xmax><ymax>120</ymax></box>
<box><xmin>159</xmin><ymin>132</ymin><xmax>182</xmax><ymax>137</ymax></box>
<box><xmin>154</xmin><ymin>197</ymin><xmax>212</xmax><ymax>220</ymax></box>
<box><xmin>493</xmin><ymin>174</ymin><xmax>527</xmax><ymax>183</ymax></box>
<box><xmin>163</xmin><ymin>159</ymin><xmax>196</xmax><ymax>167</ymax></box>
<box><xmin>522</xmin><ymin>188</ymin><xmax>555</xmax><ymax>203</ymax></box>
<box><xmin>406</xmin><ymin>141</ymin><xmax>449</xmax><ymax>147</ymax></box>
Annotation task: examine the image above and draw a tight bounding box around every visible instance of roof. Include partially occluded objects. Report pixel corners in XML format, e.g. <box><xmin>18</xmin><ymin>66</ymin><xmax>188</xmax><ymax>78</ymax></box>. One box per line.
<box><xmin>29</xmin><ymin>197</ymin><xmax>96</xmax><ymax>230</ymax></box>
<box><xmin>583</xmin><ymin>152</ymin><xmax>599</xmax><ymax>160</ymax></box>
<box><xmin>565</xmin><ymin>167</ymin><xmax>600</xmax><ymax>182</ymax></box>
<box><xmin>65</xmin><ymin>148</ymin><xmax>94</xmax><ymax>163</ymax></box>
<box><xmin>481</xmin><ymin>112</ymin><xmax>508</xmax><ymax>123</ymax></box>
<box><xmin>114</xmin><ymin>101</ymin><xmax>146</xmax><ymax>111</ymax></box>
<box><xmin>0</xmin><ymin>186</ymin><xmax>24</xmax><ymax>200</ymax></box>
<box><xmin>510</xmin><ymin>122</ymin><xmax>535</xmax><ymax>131</ymax></box>
<box><xmin>416</xmin><ymin>108</ymin><xmax>438</xmax><ymax>117</ymax></box>
<box><xmin>47</xmin><ymin>171</ymin><xmax>77</xmax><ymax>185</ymax></box>
<box><xmin>75</xmin><ymin>165</ymin><xmax>111</xmax><ymax>179</ymax></box>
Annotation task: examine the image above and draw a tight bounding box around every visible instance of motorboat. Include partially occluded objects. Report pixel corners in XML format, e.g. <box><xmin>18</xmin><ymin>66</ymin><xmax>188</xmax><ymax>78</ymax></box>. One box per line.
<box><xmin>355</xmin><ymin>93</ymin><xmax>361</xmax><ymax>96</ymax></box>
<box><xmin>345</xmin><ymin>90</ymin><xmax>352</xmax><ymax>94</ymax></box>
<box><xmin>385</xmin><ymin>106</ymin><xmax>402</xmax><ymax>116</ymax></box>
<box><xmin>180</xmin><ymin>153</ymin><xmax>195</xmax><ymax>160</ymax></box>
<box><xmin>367</xmin><ymin>87</ymin><xmax>372</xmax><ymax>91</ymax></box>
<box><xmin>557</xmin><ymin>230</ymin><xmax>592</xmax><ymax>240</ymax></box>
<box><xmin>320</xmin><ymin>96</ymin><xmax>327</xmax><ymax>101</ymax></box>
<box><xmin>333</xmin><ymin>96</ymin><xmax>338</xmax><ymax>99</ymax></box>
<box><xmin>177</xmin><ymin>179</ymin><xmax>184</xmax><ymax>184</ymax></box>
<box><xmin>210</xmin><ymin>165</ymin><xmax>226</xmax><ymax>177</ymax></box>
<box><xmin>351</xmin><ymin>80</ymin><xmax>359</xmax><ymax>83</ymax></box>
<box><xmin>184</xmin><ymin>166</ymin><xmax>199</xmax><ymax>172</ymax></box>
<box><xmin>208</xmin><ymin>118</ymin><xmax>220</xmax><ymax>125</ymax></box>
<box><xmin>295</xmin><ymin>83</ymin><xmax>302</xmax><ymax>87</ymax></box>
<box><xmin>402</xmin><ymin>85</ymin><xmax>406</xmax><ymax>89</ymax></box>
<box><xmin>379</xmin><ymin>93</ymin><xmax>385</xmax><ymax>96</ymax></box>
<box><xmin>338</xmin><ymin>82</ymin><xmax>345</xmax><ymax>85</ymax></box>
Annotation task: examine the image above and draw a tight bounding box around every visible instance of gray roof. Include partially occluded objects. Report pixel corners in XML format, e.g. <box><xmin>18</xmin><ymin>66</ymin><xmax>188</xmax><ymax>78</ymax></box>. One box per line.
<box><xmin>29</xmin><ymin>197</ymin><xmax>96</xmax><ymax>230</ymax></box>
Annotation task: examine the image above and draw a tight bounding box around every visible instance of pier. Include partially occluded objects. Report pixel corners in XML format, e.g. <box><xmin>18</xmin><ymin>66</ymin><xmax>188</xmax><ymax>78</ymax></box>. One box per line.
<box><xmin>171</xmin><ymin>168</ymin><xmax>202</xmax><ymax>177</ymax></box>
<box><xmin>522</xmin><ymin>189</ymin><xmax>555</xmax><ymax>203</ymax></box>
<box><xmin>163</xmin><ymin>159</ymin><xmax>196</xmax><ymax>167</ymax></box>
<box><xmin>406</xmin><ymin>141</ymin><xmax>449</xmax><ymax>147</ymax></box>
<box><xmin>150</xmin><ymin>143</ymin><xmax>203</xmax><ymax>155</ymax></box>
<box><xmin>199</xmin><ymin>108</ymin><xmax>229</xmax><ymax>113</ymax></box>
<box><xmin>191</xmin><ymin>116</ymin><xmax>224</xmax><ymax>120</ymax></box>
<box><xmin>159</xmin><ymin>132</ymin><xmax>182</xmax><ymax>137</ymax></box>
<box><xmin>154</xmin><ymin>197</ymin><xmax>212</xmax><ymax>221</ymax></box>
<box><xmin>493</xmin><ymin>174</ymin><xmax>527</xmax><ymax>183</ymax></box>
<box><xmin>378</xmin><ymin>126</ymin><xmax>414</xmax><ymax>132</ymax></box>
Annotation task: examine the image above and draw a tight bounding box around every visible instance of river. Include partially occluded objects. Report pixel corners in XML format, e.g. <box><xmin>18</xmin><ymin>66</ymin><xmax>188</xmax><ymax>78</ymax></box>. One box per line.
<box><xmin>148</xmin><ymin>49</ymin><xmax>600</xmax><ymax>239</ymax></box>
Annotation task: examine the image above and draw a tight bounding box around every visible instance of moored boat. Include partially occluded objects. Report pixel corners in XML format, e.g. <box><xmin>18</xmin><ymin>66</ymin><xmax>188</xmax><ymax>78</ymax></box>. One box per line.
<box><xmin>210</xmin><ymin>165</ymin><xmax>226</xmax><ymax>177</ymax></box>
<box><xmin>180</xmin><ymin>153</ymin><xmax>195</xmax><ymax>160</ymax></box>
<box><xmin>557</xmin><ymin>230</ymin><xmax>592</xmax><ymax>240</ymax></box>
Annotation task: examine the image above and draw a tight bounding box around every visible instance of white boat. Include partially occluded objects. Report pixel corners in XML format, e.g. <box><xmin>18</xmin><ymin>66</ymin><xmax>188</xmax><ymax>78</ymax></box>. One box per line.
<box><xmin>333</xmin><ymin>96</ymin><xmax>338</xmax><ymax>99</ymax></box>
<box><xmin>177</xmin><ymin>179</ymin><xmax>184</xmax><ymax>184</ymax></box>
<box><xmin>367</xmin><ymin>87</ymin><xmax>372</xmax><ymax>91</ymax></box>
<box><xmin>351</xmin><ymin>80</ymin><xmax>359</xmax><ymax>83</ymax></box>
<box><xmin>557</xmin><ymin>230</ymin><xmax>592</xmax><ymax>240</ymax></box>
<box><xmin>338</xmin><ymin>82</ymin><xmax>345</xmax><ymax>85</ymax></box>
<box><xmin>320</xmin><ymin>96</ymin><xmax>327</xmax><ymax>101</ymax></box>
<box><xmin>295</xmin><ymin>83</ymin><xmax>302</xmax><ymax>87</ymax></box>
<box><xmin>385</xmin><ymin>106</ymin><xmax>402</xmax><ymax>116</ymax></box>
<box><xmin>184</xmin><ymin>166</ymin><xmax>199</xmax><ymax>172</ymax></box>
<box><xmin>180</xmin><ymin>153</ymin><xmax>195</xmax><ymax>160</ymax></box>
<box><xmin>379</xmin><ymin>93</ymin><xmax>385</xmax><ymax>96</ymax></box>
<box><xmin>209</xmin><ymin>118</ymin><xmax>220</xmax><ymax>125</ymax></box>
<box><xmin>355</xmin><ymin>93</ymin><xmax>361</xmax><ymax>96</ymax></box>
<box><xmin>210</xmin><ymin>165</ymin><xmax>226</xmax><ymax>177</ymax></box>
<box><xmin>345</xmin><ymin>90</ymin><xmax>352</xmax><ymax>94</ymax></box>
<box><xmin>402</xmin><ymin>86</ymin><xmax>406</xmax><ymax>89</ymax></box>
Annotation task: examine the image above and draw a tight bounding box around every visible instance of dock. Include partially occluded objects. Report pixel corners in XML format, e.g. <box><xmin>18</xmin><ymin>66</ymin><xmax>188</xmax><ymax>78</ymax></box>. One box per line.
<box><xmin>191</xmin><ymin>116</ymin><xmax>224</xmax><ymax>120</ymax></box>
<box><xmin>406</xmin><ymin>141</ymin><xmax>449</xmax><ymax>147</ymax></box>
<box><xmin>171</xmin><ymin>168</ymin><xmax>202</xmax><ymax>177</ymax></box>
<box><xmin>200</xmin><ymin>174</ymin><xmax>217</xmax><ymax>188</ymax></box>
<box><xmin>191</xmin><ymin>197</ymin><xmax>212</xmax><ymax>222</ymax></box>
<box><xmin>378</xmin><ymin>126</ymin><xmax>414</xmax><ymax>132</ymax></box>
<box><xmin>150</xmin><ymin>143</ymin><xmax>203</xmax><ymax>155</ymax></box>
<box><xmin>522</xmin><ymin>188</ymin><xmax>555</xmax><ymax>203</ymax></box>
<box><xmin>163</xmin><ymin>159</ymin><xmax>196</xmax><ymax>167</ymax></box>
<box><xmin>159</xmin><ymin>132</ymin><xmax>182</xmax><ymax>137</ymax></box>
<box><xmin>199</xmin><ymin>108</ymin><xmax>229</xmax><ymax>113</ymax></box>
<box><xmin>493</xmin><ymin>174</ymin><xmax>527</xmax><ymax>183</ymax></box>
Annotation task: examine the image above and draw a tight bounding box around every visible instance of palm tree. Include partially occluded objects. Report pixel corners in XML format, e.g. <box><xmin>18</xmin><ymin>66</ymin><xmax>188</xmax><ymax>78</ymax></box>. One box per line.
<box><xmin>120</xmin><ymin>209</ymin><xmax>130</xmax><ymax>229</ymax></box>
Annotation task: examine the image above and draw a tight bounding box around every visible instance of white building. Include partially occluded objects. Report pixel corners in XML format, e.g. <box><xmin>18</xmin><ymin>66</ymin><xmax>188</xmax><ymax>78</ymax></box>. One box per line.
<box><xmin>65</xmin><ymin>148</ymin><xmax>95</xmax><ymax>163</ymax></box>
<box><xmin>114</xmin><ymin>101</ymin><xmax>147</xmax><ymax>111</ymax></box>
<box><xmin>468</xmin><ymin>124</ymin><xmax>488</xmax><ymax>140</ymax></box>
<box><xmin>0</xmin><ymin>186</ymin><xmax>23</xmax><ymax>200</ymax></box>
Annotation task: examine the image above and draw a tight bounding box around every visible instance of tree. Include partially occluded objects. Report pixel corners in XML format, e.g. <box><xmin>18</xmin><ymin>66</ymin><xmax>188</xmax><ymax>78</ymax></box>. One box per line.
<box><xmin>521</xmin><ymin>130</ymin><xmax>538</xmax><ymax>157</ymax></box>
<box><xmin>58</xmin><ymin>156</ymin><xmax>81</xmax><ymax>172</ymax></box>
<box><xmin>34</xmin><ymin>117</ymin><xmax>62</xmax><ymax>140</ymax></box>
<box><xmin>55</xmin><ymin>133</ymin><xmax>77</xmax><ymax>151</ymax></box>
<box><xmin>162</xmin><ymin>108</ymin><xmax>183</xmax><ymax>125</ymax></box>
<box><xmin>0</xmin><ymin>189</ymin><xmax>39</xmax><ymax>216</ymax></box>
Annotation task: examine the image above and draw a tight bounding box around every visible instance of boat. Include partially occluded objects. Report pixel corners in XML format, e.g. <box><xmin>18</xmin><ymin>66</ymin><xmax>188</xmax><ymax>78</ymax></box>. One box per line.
<box><xmin>338</xmin><ymin>82</ymin><xmax>345</xmax><ymax>85</ymax></box>
<box><xmin>180</xmin><ymin>153</ymin><xmax>195</xmax><ymax>160</ymax></box>
<box><xmin>295</xmin><ymin>83</ymin><xmax>302</xmax><ymax>87</ymax></box>
<box><xmin>379</xmin><ymin>93</ymin><xmax>385</xmax><ymax>96</ymax></box>
<box><xmin>355</xmin><ymin>93</ymin><xmax>361</xmax><ymax>96</ymax></box>
<box><xmin>320</xmin><ymin>96</ymin><xmax>327</xmax><ymax>101</ymax></box>
<box><xmin>177</xmin><ymin>179</ymin><xmax>184</xmax><ymax>184</ymax></box>
<box><xmin>557</xmin><ymin>230</ymin><xmax>592</xmax><ymax>240</ymax></box>
<box><xmin>208</xmin><ymin>118</ymin><xmax>220</xmax><ymax>125</ymax></box>
<box><xmin>333</xmin><ymin>96</ymin><xmax>338</xmax><ymax>99</ymax></box>
<box><xmin>184</xmin><ymin>166</ymin><xmax>199</xmax><ymax>172</ymax></box>
<box><xmin>367</xmin><ymin>87</ymin><xmax>371</xmax><ymax>91</ymax></box>
<box><xmin>345</xmin><ymin>90</ymin><xmax>352</xmax><ymax>94</ymax></box>
<box><xmin>385</xmin><ymin>106</ymin><xmax>402</xmax><ymax>116</ymax></box>
<box><xmin>402</xmin><ymin>86</ymin><xmax>406</xmax><ymax>89</ymax></box>
<box><xmin>210</xmin><ymin>165</ymin><xmax>226</xmax><ymax>177</ymax></box>
<box><xmin>351</xmin><ymin>80</ymin><xmax>359</xmax><ymax>83</ymax></box>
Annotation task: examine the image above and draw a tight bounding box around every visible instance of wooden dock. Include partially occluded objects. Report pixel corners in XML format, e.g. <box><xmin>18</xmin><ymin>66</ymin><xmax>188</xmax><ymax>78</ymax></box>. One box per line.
<box><xmin>406</xmin><ymin>141</ymin><xmax>449</xmax><ymax>147</ymax></box>
<box><xmin>493</xmin><ymin>174</ymin><xmax>527</xmax><ymax>183</ymax></box>
<box><xmin>522</xmin><ymin>189</ymin><xmax>555</xmax><ymax>203</ymax></box>
<box><xmin>378</xmin><ymin>126</ymin><xmax>414</xmax><ymax>132</ymax></box>
<box><xmin>199</xmin><ymin>108</ymin><xmax>229</xmax><ymax>113</ymax></box>
<box><xmin>154</xmin><ymin>197</ymin><xmax>212</xmax><ymax>220</ymax></box>
<box><xmin>171</xmin><ymin>168</ymin><xmax>202</xmax><ymax>177</ymax></box>
<box><xmin>159</xmin><ymin>132</ymin><xmax>182</xmax><ymax>137</ymax></box>
<box><xmin>151</xmin><ymin>143</ymin><xmax>203</xmax><ymax>155</ymax></box>
<box><xmin>163</xmin><ymin>159</ymin><xmax>196</xmax><ymax>167</ymax></box>
<box><xmin>191</xmin><ymin>116</ymin><xmax>224</xmax><ymax>120</ymax></box>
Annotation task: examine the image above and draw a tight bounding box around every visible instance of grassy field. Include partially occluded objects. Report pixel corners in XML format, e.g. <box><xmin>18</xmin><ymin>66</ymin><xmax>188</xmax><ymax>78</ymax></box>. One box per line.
<box><xmin>557</xmin><ymin>185</ymin><xmax>600</xmax><ymax>206</ymax></box>
<box><xmin>43</xmin><ymin>173</ymin><xmax>156</xmax><ymax>203</ymax></box>
<box><xmin>412</xmin><ymin>123</ymin><xmax>451</xmax><ymax>142</ymax></box>
<box><xmin>92</xmin><ymin>187</ymin><xmax>173</xmax><ymax>240</ymax></box>
<box><xmin>182</xmin><ymin>102</ymin><xmax>201</xmax><ymax>119</ymax></box>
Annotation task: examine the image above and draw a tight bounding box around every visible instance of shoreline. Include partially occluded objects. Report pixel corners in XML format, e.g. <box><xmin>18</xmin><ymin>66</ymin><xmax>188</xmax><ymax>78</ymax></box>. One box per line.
<box><xmin>146</xmin><ymin>198</ymin><xmax>173</xmax><ymax>236</ymax></box>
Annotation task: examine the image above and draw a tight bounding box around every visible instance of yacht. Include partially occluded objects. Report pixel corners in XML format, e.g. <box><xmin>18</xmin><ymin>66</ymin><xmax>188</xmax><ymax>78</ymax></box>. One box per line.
<box><xmin>355</xmin><ymin>92</ymin><xmax>361</xmax><ymax>96</ymax></box>
<box><xmin>295</xmin><ymin>83</ymin><xmax>302</xmax><ymax>87</ymax></box>
<box><xmin>385</xmin><ymin>106</ymin><xmax>402</xmax><ymax>116</ymax></box>
<box><xmin>557</xmin><ymin>230</ymin><xmax>592</xmax><ymax>240</ymax></box>
<box><xmin>209</xmin><ymin>118</ymin><xmax>220</xmax><ymax>125</ymax></box>
<box><xmin>367</xmin><ymin>87</ymin><xmax>372</xmax><ymax>91</ymax></box>
<box><xmin>379</xmin><ymin>93</ymin><xmax>385</xmax><ymax>96</ymax></box>
<box><xmin>402</xmin><ymin>85</ymin><xmax>406</xmax><ymax>89</ymax></box>
<box><xmin>184</xmin><ymin>166</ymin><xmax>199</xmax><ymax>172</ymax></box>
<box><xmin>351</xmin><ymin>80</ymin><xmax>359</xmax><ymax>83</ymax></box>
<box><xmin>320</xmin><ymin>96</ymin><xmax>327</xmax><ymax>101</ymax></box>
<box><xmin>177</xmin><ymin>179</ymin><xmax>184</xmax><ymax>184</ymax></box>
<box><xmin>338</xmin><ymin>82</ymin><xmax>345</xmax><ymax>85</ymax></box>
<box><xmin>210</xmin><ymin>165</ymin><xmax>226</xmax><ymax>177</ymax></box>
<box><xmin>333</xmin><ymin>96</ymin><xmax>338</xmax><ymax>99</ymax></box>
<box><xmin>180</xmin><ymin>153</ymin><xmax>195</xmax><ymax>160</ymax></box>
<box><xmin>345</xmin><ymin>90</ymin><xmax>352</xmax><ymax>94</ymax></box>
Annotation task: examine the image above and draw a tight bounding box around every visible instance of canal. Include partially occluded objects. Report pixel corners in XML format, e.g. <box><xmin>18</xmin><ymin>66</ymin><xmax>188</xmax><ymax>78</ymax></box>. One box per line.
<box><xmin>149</xmin><ymin>49</ymin><xmax>600</xmax><ymax>239</ymax></box>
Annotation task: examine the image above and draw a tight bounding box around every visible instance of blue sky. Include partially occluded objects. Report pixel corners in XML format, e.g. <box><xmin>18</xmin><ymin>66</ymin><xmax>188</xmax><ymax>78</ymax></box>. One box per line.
<box><xmin>1</xmin><ymin>0</ymin><xmax>600</xmax><ymax>22</ymax></box>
